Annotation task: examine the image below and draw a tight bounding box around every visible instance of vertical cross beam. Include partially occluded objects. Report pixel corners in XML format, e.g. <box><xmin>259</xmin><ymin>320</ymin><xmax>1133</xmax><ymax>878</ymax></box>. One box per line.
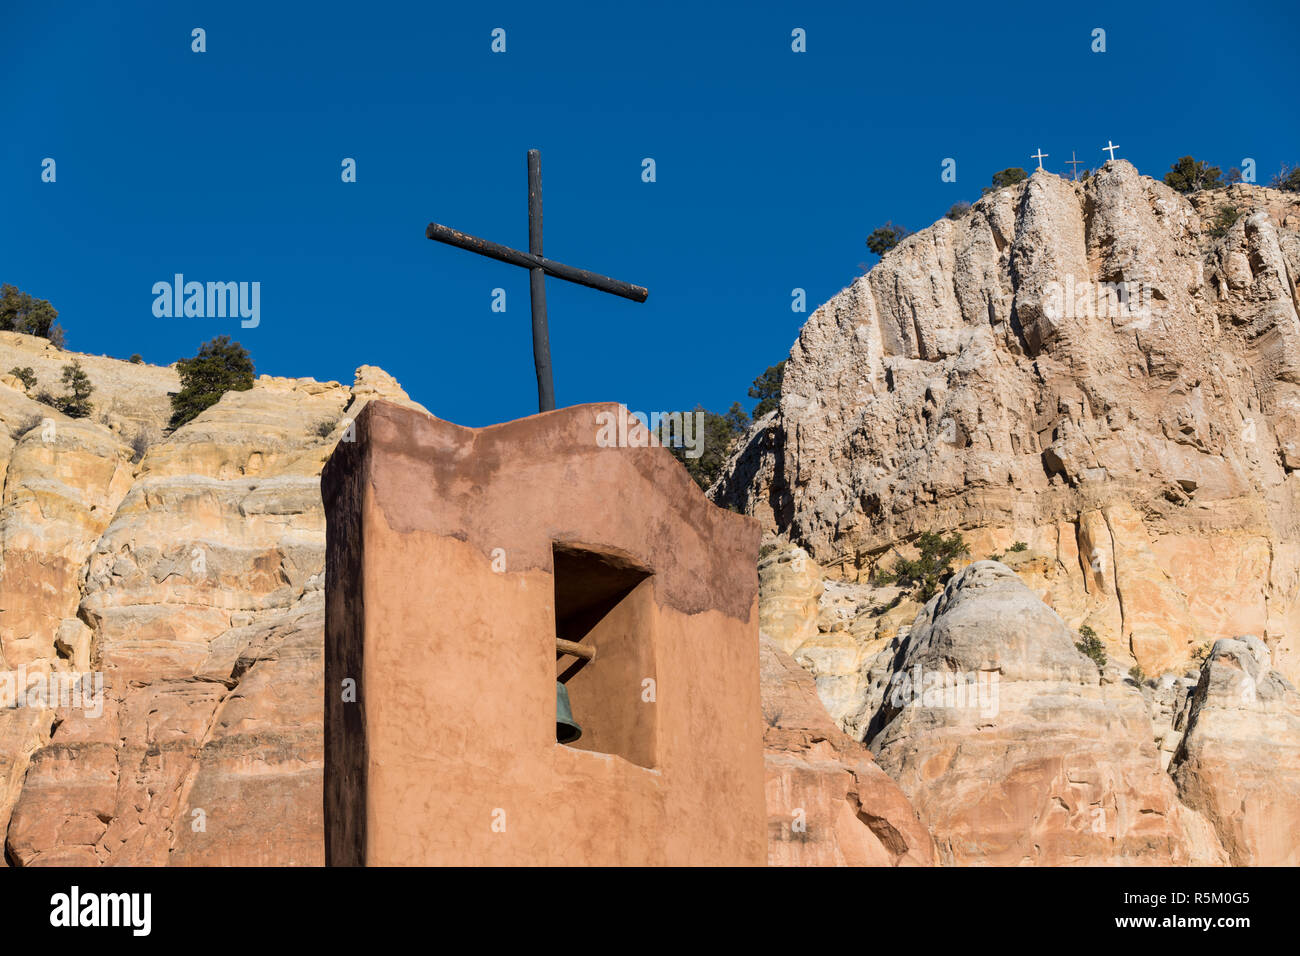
<box><xmin>426</xmin><ymin>150</ymin><xmax>647</xmax><ymax>416</ymax></box>
<box><xmin>527</xmin><ymin>150</ymin><xmax>555</xmax><ymax>412</ymax></box>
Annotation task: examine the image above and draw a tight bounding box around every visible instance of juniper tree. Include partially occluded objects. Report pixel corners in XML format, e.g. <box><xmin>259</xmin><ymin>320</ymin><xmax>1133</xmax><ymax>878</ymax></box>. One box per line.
<box><xmin>981</xmin><ymin>168</ymin><xmax>1027</xmax><ymax>195</ymax></box>
<box><xmin>1164</xmin><ymin>156</ymin><xmax>1223</xmax><ymax>193</ymax></box>
<box><xmin>866</xmin><ymin>222</ymin><xmax>909</xmax><ymax>259</ymax></box>
<box><xmin>748</xmin><ymin>361</ymin><xmax>786</xmax><ymax>419</ymax></box>
<box><xmin>59</xmin><ymin>360</ymin><xmax>94</xmax><ymax>418</ymax></box>
<box><xmin>875</xmin><ymin>531</ymin><xmax>970</xmax><ymax>601</ymax></box>
<box><xmin>168</xmin><ymin>336</ymin><xmax>255</xmax><ymax>429</ymax></box>
<box><xmin>0</xmin><ymin>284</ymin><xmax>64</xmax><ymax>346</ymax></box>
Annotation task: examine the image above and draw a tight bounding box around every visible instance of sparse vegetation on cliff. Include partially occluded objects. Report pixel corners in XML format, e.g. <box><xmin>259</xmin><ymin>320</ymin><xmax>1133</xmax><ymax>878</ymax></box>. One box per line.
<box><xmin>866</xmin><ymin>221</ymin><xmax>909</xmax><ymax>259</ymax></box>
<box><xmin>1272</xmin><ymin>164</ymin><xmax>1300</xmax><ymax>192</ymax></box>
<box><xmin>1076</xmin><ymin>625</ymin><xmax>1107</xmax><ymax>669</ymax></box>
<box><xmin>1206</xmin><ymin>204</ymin><xmax>1243</xmax><ymax>238</ymax></box>
<box><xmin>748</xmin><ymin>361</ymin><xmax>785</xmax><ymax>419</ymax></box>
<box><xmin>168</xmin><ymin>336</ymin><xmax>255</xmax><ymax>430</ymax></box>
<box><xmin>1164</xmin><ymin>156</ymin><xmax>1223</xmax><ymax>193</ymax></box>
<box><xmin>875</xmin><ymin>531</ymin><xmax>969</xmax><ymax>601</ymax></box>
<box><xmin>0</xmin><ymin>284</ymin><xmax>65</xmax><ymax>348</ymax></box>
<box><xmin>982</xmin><ymin>167</ymin><xmax>1027</xmax><ymax>195</ymax></box>
<box><xmin>57</xmin><ymin>360</ymin><xmax>94</xmax><ymax>418</ymax></box>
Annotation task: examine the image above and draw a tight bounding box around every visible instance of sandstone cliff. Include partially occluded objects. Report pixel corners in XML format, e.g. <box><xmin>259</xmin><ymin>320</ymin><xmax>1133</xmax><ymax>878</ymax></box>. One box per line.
<box><xmin>716</xmin><ymin>162</ymin><xmax>1300</xmax><ymax>684</ymax></box>
<box><xmin>721</xmin><ymin>164</ymin><xmax>1300</xmax><ymax>865</ymax></box>
<box><xmin>762</xmin><ymin>634</ymin><xmax>933</xmax><ymax>866</ymax></box>
<box><xmin>0</xmin><ymin>331</ymin><xmax>422</xmax><ymax>864</ymax></box>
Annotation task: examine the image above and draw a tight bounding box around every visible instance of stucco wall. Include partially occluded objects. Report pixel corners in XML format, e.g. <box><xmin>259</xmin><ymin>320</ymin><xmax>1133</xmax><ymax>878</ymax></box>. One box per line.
<box><xmin>322</xmin><ymin>400</ymin><xmax>765</xmax><ymax>865</ymax></box>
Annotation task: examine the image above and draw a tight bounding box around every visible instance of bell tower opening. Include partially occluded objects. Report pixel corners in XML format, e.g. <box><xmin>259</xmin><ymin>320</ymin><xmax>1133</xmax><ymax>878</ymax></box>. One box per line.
<box><xmin>552</xmin><ymin>544</ymin><xmax>657</xmax><ymax>769</ymax></box>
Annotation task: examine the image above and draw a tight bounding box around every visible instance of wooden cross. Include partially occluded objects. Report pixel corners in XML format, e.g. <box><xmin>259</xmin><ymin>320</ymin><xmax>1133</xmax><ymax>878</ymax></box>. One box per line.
<box><xmin>1066</xmin><ymin>151</ymin><xmax>1084</xmax><ymax>180</ymax></box>
<box><xmin>426</xmin><ymin>149</ymin><xmax>649</xmax><ymax>413</ymax></box>
<box><xmin>1103</xmin><ymin>140</ymin><xmax>1121</xmax><ymax>161</ymax></box>
<box><xmin>1031</xmin><ymin>148</ymin><xmax>1049</xmax><ymax>170</ymax></box>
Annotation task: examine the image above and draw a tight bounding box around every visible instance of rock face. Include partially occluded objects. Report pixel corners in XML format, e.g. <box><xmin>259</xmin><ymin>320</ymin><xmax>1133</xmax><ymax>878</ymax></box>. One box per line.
<box><xmin>1170</xmin><ymin>636</ymin><xmax>1300</xmax><ymax>865</ymax></box>
<box><xmin>0</xmin><ymin>337</ymin><xmax>424</xmax><ymax>865</ymax></box>
<box><xmin>715</xmin><ymin>163</ymin><xmax>1300</xmax><ymax>684</ymax></box>
<box><xmin>864</xmin><ymin>562</ymin><xmax>1226</xmax><ymax>865</ymax></box>
<box><xmin>761</xmin><ymin>635</ymin><xmax>933</xmax><ymax>866</ymax></box>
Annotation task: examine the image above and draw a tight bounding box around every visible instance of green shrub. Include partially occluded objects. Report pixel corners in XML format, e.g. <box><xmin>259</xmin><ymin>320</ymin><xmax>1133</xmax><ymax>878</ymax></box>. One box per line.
<box><xmin>1076</xmin><ymin>624</ymin><xmax>1107</xmax><ymax>669</ymax></box>
<box><xmin>129</xmin><ymin>354</ymin><xmax>144</xmax><ymax>364</ymax></box>
<box><xmin>1270</xmin><ymin>163</ymin><xmax>1300</xmax><ymax>192</ymax></box>
<box><xmin>1128</xmin><ymin>664</ymin><xmax>1146</xmax><ymax>684</ymax></box>
<box><xmin>9</xmin><ymin>366</ymin><xmax>37</xmax><ymax>389</ymax></box>
<box><xmin>748</xmin><ymin>361</ymin><xmax>785</xmax><ymax>419</ymax></box>
<box><xmin>1206</xmin><ymin>205</ymin><xmax>1242</xmax><ymax>238</ymax></box>
<box><xmin>945</xmin><ymin>201</ymin><xmax>972</xmax><ymax>221</ymax></box>
<box><xmin>1009</xmin><ymin>540</ymin><xmax>1028</xmax><ymax>553</ymax></box>
<box><xmin>168</xmin><ymin>336</ymin><xmax>255</xmax><ymax>429</ymax></box>
<box><xmin>866</xmin><ymin>222</ymin><xmax>908</xmax><ymax>258</ymax></box>
<box><xmin>981</xmin><ymin>168</ymin><xmax>1027</xmax><ymax>196</ymax></box>
<box><xmin>876</xmin><ymin>531</ymin><xmax>969</xmax><ymax>601</ymax></box>
<box><xmin>0</xmin><ymin>284</ymin><xmax>65</xmax><ymax>347</ymax></box>
<box><xmin>58</xmin><ymin>361</ymin><xmax>93</xmax><ymax>418</ymax></box>
<box><xmin>1164</xmin><ymin>156</ymin><xmax>1223</xmax><ymax>194</ymax></box>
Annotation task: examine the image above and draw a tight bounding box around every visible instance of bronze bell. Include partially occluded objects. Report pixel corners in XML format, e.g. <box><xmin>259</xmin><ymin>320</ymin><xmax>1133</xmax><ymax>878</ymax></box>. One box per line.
<box><xmin>556</xmin><ymin>680</ymin><xmax>582</xmax><ymax>744</ymax></box>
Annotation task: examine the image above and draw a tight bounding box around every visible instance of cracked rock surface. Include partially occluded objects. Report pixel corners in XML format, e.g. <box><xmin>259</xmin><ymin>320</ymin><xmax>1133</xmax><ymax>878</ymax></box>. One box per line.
<box><xmin>0</xmin><ymin>335</ymin><xmax>423</xmax><ymax>865</ymax></box>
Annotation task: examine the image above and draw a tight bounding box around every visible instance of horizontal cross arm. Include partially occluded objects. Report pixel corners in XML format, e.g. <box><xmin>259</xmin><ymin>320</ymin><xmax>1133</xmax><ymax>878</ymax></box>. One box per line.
<box><xmin>426</xmin><ymin>222</ymin><xmax>648</xmax><ymax>303</ymax></box>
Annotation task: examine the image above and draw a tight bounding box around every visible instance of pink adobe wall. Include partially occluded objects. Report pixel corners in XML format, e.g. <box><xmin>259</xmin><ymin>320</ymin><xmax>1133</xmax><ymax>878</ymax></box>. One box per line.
<box><xmin>322</xmin><ymin>400</ymin><xmax>765</xmax><ymax>865</ymax></box>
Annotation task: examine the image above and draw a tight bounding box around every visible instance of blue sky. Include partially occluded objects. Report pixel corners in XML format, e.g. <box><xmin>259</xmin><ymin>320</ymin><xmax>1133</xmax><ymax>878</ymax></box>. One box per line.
<box><xmin>4</xmin><ymin>0</ymin><xmax>1298</xmax><ymax>426</ymax></box>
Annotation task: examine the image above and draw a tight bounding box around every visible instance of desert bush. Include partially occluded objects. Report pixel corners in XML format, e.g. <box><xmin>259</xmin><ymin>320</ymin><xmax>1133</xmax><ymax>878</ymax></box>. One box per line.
<box><xmin>981</xmin><ymin>168</ymin><xmax>1027</xmax><ymax>196</ymax></box>
<box><xmin>58</xmin><ymin>361</ymin><xmax>94</xmax><ymax>418</ymax></box>
<box><xmin>876</xmin><ymin>531</ymin><xmax>969</xmax><ymax>601</ymax></box>
<box><xmin>1206</xmin><ymin>204</ymin><xmax>1242</xmax><ymax>238</ymax></box>
<box><xmin>0</xmin><ymin>284</ymin><xmax>65</xmax><ymax>346</ymax></box>
<box><xmin>1164</xmin><ymin>156</ymin><xmax>1223</xmax><ymax>193</ymax></box>
<box><xmin>169</xmin><ymin>336</ymin><xmax>255</xmax><ymax>429</ymax></box>
<box><xmin>9</xmin><ymin>366</ymin><xmax>37</xmax><ymax>389</ymax></box>
<box><xmin>1270</xmin><ymin>163</ymin><xmax>1300</xmax><ymax>192</ymax></box>
<box><xmin>748</xmin><ymin>361</ymin><xmax>785</xmax><ymax>419</ymax></box>
<box><xmin>1076</xmin><ymin>625</ymin><xmax>1107</xmax><ymax>669</ymax></box>
<box><xmin>866</xmin><ymin>222</ymin><xmax>908</xmax><ymax>258</ymax></box>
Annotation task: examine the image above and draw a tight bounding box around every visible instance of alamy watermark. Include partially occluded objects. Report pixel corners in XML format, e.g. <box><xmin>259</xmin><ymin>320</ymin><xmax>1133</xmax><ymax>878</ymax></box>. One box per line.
<box><xmin>0</xmin><ymin>666</ymin><xmax>104</xmax><ymax>718</ymax></box>
<box><xmin>1042</xmin><ymin>276</ymin><xmax>1154</xmax><ymax>330</ymax></box>
<box><xmin>152</xmin><ymin>274</ymin><xmax>260</xmax><ymax>328</ymax></box>
<box><xmin>887</xmin><ymin>664</ymin><xmax>1000</xmax><ymax>718</ymax></box>
<box><xmin>595</xmin><ymin>405</ymin><xmax>705</xmax><ymax>459</ymax></box>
